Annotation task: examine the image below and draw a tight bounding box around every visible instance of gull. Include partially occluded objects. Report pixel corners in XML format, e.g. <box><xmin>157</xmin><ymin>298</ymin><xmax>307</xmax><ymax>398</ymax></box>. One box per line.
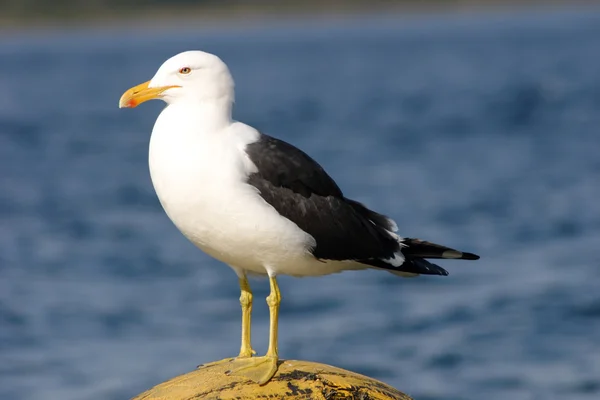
<box><xmin>119</xmin><ymin>50</ymin><xmax>479</xmax><ymax>385</ymax></box>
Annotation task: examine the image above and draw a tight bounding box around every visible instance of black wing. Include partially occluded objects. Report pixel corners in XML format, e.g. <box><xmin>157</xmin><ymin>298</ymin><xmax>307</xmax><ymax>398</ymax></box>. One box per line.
<box><xmin>245</xmin><ymin>134</ymin><xmax>400</xmax><ymax>262</ymax></box>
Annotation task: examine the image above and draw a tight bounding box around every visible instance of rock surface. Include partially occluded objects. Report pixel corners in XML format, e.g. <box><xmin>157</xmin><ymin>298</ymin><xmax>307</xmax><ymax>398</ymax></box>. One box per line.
<box><xmin>133</xmin><ymin>358</ymin><xmax>412</xmax><ymax>399</ymax></box>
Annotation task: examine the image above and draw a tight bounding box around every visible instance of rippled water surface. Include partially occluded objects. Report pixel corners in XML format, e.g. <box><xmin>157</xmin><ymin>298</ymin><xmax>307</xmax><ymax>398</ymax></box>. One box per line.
<box><xmin>1</xmin><ymin>8</ymin><xmax>600</xmax><ymax>400</ymax></box>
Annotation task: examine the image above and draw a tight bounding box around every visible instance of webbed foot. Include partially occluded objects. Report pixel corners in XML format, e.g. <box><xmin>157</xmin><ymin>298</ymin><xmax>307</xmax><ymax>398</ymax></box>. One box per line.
<box><xmin>228</xmin><ymin>356</ymin><xmax>279</xmax><ymax>385</ymax></box>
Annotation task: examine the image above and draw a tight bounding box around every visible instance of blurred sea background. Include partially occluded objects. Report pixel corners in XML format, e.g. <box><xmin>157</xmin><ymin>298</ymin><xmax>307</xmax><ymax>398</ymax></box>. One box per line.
<box><xmin>1</xmin><ymin>1</ymin><xmax>600</xmax><ymax>399</ymax></box>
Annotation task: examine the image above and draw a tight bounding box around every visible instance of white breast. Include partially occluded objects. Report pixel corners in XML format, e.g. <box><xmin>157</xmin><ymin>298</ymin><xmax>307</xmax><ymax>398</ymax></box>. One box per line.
<box><xmin>147</xmin><ymin>105</ymin><xmax>323</xmax><ymax>276</ymax></box>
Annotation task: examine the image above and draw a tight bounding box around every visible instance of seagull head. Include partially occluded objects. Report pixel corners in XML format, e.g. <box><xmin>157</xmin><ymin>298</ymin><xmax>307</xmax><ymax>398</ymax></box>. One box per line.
<box><xmin>119</xmin><ymin>50</ymin><xmax>234</xmax><ymax>108</ymax></box>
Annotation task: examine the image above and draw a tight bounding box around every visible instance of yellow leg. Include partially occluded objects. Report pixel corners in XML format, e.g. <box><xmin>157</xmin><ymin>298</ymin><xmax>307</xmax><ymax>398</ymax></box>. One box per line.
<box><xmin>229</xmin><ymin>275</ymin><xmax>280</xmax><ymax>385</ymax></box>
<box><xmin>238</xmin><ymin>277</ymin><xmax>255</xmax><ymax>358</ymax></box>
<box><xmin>265</xmin><ymin>275</ymin><xmax>281</xmax><ymax>359</ymax></box>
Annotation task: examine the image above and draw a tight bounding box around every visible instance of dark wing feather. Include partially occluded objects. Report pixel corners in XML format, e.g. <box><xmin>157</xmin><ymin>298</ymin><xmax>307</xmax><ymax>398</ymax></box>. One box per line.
<box><xmin>402</xmin><ymin>238</ymin><xmax>480</xmax><ymax>260</ymax></box>
<box><xmin>245</xmin><ymin>134</ymin><xmax>480</xmax><ymax>274</ymax></box>
<box><xmin>245</xmin><ymin>134</ymin><xmax>400</xmax><ymax>262</ymax></box>
<box><xmin>245</xmin><ymin>135</ymin><xmax>343</xmax><ymax>198</ymax></box>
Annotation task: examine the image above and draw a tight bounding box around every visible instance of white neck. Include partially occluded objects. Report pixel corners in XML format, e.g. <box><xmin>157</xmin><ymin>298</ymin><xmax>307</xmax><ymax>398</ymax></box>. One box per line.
<box><xmin>199</xmin><ymin>96</ymin><xmax>234</xmax><ymax>131</ymax></box>
<box><xmin>167</xmin><ymin>96</ymin><xmax>233</xmax><ymax>132</ymax></box>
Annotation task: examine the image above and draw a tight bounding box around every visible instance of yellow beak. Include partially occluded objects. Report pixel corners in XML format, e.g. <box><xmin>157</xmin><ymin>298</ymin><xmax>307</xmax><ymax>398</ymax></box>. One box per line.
<box><xmin>119</xmin><ymin>81</ymin><xmax>180</xmax><ymax>108</ymax></box>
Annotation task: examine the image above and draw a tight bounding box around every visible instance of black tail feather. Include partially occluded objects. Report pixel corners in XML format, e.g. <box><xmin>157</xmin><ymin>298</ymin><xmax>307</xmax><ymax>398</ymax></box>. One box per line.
<box><xmin>359</xmin><ymin>238</ymin><xmax>479</xmax><ymax>277</ymax></box>
<box><xmin>359</xmin><ymin>256</ymin><xmax>449</xmax><ymax>276</ymax></box>
<box><xmin>401</xmin><ymin>238</ymin><xmax>480</xmax><ymax>260</ymax></box>
<box><xmin>400</xmin><ymin>257</ymin><xmax>449</xmax><ymax>276</ymax></box>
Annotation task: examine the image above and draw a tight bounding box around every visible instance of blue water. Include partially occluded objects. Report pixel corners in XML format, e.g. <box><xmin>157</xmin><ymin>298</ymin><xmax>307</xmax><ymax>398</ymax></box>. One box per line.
<box><xmin>1</xmin><ymin>8</ymin><xmax>600</xmax><ymax>400</ymax></box>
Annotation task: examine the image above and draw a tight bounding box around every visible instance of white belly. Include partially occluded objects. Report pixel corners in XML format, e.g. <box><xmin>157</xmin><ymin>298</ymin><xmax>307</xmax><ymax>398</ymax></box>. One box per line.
<box><xmin>148</xmin><ymin>112</ymin><xmax>354</xmax><ymax>277</ymax></box>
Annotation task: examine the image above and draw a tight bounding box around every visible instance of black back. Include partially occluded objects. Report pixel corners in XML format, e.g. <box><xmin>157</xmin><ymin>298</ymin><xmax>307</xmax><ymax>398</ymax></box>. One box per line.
<box><xmin>245</xmin><ymin>134</ymin><xmax>400</xmax><ymax>262</ymax></box>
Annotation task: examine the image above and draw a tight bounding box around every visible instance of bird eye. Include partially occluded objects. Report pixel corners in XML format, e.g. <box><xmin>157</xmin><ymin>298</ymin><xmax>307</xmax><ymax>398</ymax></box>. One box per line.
<box><xmin>179</xmin><ymin>67</ymin><xmax>191</xmax><ymax>75</ymax></box>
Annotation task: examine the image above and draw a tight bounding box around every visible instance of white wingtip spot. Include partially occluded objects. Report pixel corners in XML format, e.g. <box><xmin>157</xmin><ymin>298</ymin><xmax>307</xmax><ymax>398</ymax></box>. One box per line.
<box><xmin>387</xmin><ymin>218</ymin><xmax>398</xmax><ymax>232</ymax></box>
<box><xmin>382</xmin><ymin>252</ymin><xmax>405</xmax><ymax>267</ymax></box>
<box><xmin>442</xmin><ymin>250</ymin><xmax>463</xmax><ymax>259</ymax></box>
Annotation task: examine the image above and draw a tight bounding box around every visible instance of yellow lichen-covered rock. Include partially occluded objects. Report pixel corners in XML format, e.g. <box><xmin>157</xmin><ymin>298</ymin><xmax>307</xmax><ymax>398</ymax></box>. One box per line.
<box><xmin>132</xmin><ymin>358</ymin><xmax>413</xmax><ymax>400</ymax></box>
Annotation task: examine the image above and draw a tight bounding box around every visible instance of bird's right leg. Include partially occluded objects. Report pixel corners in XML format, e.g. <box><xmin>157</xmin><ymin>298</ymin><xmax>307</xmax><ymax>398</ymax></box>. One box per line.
<box><xmin>238</xmin><ymin>275</ymin><xmax>255</xmax><ymax>358</ymax></box>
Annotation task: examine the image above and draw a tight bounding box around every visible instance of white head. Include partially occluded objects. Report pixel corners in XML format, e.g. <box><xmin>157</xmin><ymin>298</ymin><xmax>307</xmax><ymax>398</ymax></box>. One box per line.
<box><xmin>119</xmin><ymin>51</ymin><xmax>234</xmax><ymax>108</ymax></box>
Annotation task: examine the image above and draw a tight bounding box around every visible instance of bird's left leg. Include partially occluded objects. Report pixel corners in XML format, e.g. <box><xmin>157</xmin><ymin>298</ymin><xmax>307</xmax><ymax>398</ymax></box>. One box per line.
<box><xmin>229</xmin><ymin>274</ymin><xmax>281</xmax><ymax>385</ymax></box>
<box><xmin>238</xmin><ymin>275</ymin><xmax>255</xmax><ymax>358</ymax></box>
